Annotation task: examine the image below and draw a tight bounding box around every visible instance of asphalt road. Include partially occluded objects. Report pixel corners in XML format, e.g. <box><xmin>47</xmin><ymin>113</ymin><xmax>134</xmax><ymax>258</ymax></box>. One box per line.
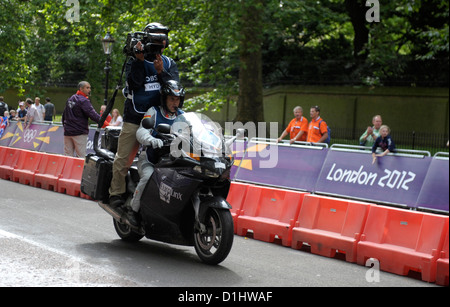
<box><xmin>0</xmin><ymin>179</ymin><xmax>439</xmax><ymax>288</ymax></box>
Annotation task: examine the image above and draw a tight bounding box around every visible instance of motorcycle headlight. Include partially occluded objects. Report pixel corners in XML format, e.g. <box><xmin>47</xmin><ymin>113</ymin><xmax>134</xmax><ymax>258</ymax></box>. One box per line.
<box><xmin>204</xmin><ymin>169</ymin><xmax>220</xmax><ymax>178</ymax></box>
<box><xmin>193</xmin><ymin>165</ymin><xmax>220</xmax><ymax>178</ymax></box>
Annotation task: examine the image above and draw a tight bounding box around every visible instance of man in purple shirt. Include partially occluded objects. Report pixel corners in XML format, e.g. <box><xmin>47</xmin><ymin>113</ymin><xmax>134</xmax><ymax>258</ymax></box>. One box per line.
<box><xmin>62</xmin><ymin>81</ymin><xmax>101</xmax><ymax>157</ymax></box>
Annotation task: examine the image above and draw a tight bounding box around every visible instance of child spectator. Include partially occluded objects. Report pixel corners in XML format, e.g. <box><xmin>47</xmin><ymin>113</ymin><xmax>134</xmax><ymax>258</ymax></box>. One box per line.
<box><xmin>372</xmin><ymin>125</ymin><xmax>395</xmax><ymax>164</ymax></box>
<box><xmin>16</xmin><ymin>101</ymin><xmax>27</xmax><ymax>121</ymax></box>
<box><xmin>9</xmin><ymin>109</ymin><xmax>16</xmax><ymax>121</ymax></box>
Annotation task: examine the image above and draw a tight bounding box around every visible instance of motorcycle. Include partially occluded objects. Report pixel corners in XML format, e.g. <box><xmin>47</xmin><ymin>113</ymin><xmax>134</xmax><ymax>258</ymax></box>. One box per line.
<box><xmin>81</xmin><ymin>111</ymin><xmax>242</xmax><ymax>265</ymax></box>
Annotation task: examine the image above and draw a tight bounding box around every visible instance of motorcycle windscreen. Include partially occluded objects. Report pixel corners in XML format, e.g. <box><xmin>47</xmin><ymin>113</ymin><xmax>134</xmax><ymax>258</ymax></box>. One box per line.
<box><xmin>140</xmin><ymin>167</ymin><xmax>201</xmax><ymax>244</ymax></box>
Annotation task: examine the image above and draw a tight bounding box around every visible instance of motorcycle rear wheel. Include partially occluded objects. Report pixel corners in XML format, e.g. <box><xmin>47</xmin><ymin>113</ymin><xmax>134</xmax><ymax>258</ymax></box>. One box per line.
<box><xmin>113</xmin><ymin>218</ymin><xmax>144</xmax><ymax>242</ymax></box>
<box><xmin>194</xmin><ymin>208</ymin><xmax>234</xmax><ymax>265</ymax></box>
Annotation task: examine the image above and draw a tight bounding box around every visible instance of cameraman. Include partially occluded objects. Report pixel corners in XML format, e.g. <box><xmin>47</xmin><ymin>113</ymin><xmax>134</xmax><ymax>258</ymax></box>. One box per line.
<box><xmin>109</xmin><ymin>22</ymin><xmax>179</xmax><ymax>207</ymax></box>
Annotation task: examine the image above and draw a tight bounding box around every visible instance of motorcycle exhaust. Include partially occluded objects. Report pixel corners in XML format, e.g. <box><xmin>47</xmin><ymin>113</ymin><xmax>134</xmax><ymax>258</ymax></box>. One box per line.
<box><xmin>98</xmin><ymin>201</ymin><xmax>144</xmax><ymax>235</ymax></box>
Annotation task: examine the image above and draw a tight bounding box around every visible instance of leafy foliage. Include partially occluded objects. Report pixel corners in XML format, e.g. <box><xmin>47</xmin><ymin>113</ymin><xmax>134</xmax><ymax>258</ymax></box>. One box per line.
<box><xmin>1</xmin><ymin>0</ymin><xmax>448</xmax><ymax>115</ymax></box>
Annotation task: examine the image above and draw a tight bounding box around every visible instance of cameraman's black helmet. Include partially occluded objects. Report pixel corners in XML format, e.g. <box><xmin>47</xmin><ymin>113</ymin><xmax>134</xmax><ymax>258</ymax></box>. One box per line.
<box><xmin>161</xmin><ymin>80</ymin><xmax>185</xmax><ymax>112</ymax></box>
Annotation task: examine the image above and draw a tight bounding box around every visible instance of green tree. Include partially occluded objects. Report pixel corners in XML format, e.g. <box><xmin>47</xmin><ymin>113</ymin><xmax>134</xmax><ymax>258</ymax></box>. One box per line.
<box><xmin>1</xmin><ymin>0</ymin><xmax>448</xmax><ymax>113</ymax></box>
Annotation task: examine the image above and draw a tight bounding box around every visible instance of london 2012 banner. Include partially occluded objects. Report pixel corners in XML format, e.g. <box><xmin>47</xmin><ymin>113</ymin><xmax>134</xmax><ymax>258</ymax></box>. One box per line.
<box><xmin>232</xmin><ymin>140</ymin><xmax>447</xmax><ymax>212</ymax></box>
<box><xmin>314</xmin><ymin>148</ymin><xmax>432</xmax><ymax>208</ymax></box>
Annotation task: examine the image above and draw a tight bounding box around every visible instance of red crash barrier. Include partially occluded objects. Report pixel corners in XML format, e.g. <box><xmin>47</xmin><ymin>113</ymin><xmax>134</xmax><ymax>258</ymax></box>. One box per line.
<box><xmin>57</xmin><ymin>157</ymin><xmax>84</xmax><ymax>197</ymax></box>
<box><xmin>0</xmin><ymin>146</ymin><xmax>6</xmax><ymax>162</ymax></box>
<box><xmin>436</xmin><ymin>230</ymin><xmax>449</xmax><ymax>286</ymax></box>
<box><xmin>291</xmin><ymin>194</ymin><xmax>373</xmax><ymax>263</ymax></box>
<box><xmin>33</xmin><ymin>153</ymin><xmax>67</xmax><ymax>192</ymax></box>
<box><xmin>226</xmin><ymin>181</ymin><xmax>251</xmax><ymax>233</ymax></box>
<box><xmin>12</xmin><ymin>150</ymin><xmax>43</xmax><ymax>186</ymax></box>
<box><xmin>356</xmin><ymin>205</ymin><xmax>448</xmax><ymax>283</ymax></box>
<box><xmin>0</xmin><ymin>146</ymin><xmax>23</xmax><ymax>180</ymax></box>
<box><xmin>236</xmin><ymin>185</ymin><xmax>306</xmax><ymax>246</ymax></box>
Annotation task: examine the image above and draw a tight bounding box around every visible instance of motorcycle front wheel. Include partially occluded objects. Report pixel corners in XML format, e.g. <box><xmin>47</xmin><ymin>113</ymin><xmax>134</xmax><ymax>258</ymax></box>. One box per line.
<box><xmin>113</xmin><ymin>218</ymin><xmax>144</xmax><ymax>242</ymax></box>
<box><xmin>194</xmin><ymin>208</ymin><xmax>234</xmax><ymax>265</ymax></box>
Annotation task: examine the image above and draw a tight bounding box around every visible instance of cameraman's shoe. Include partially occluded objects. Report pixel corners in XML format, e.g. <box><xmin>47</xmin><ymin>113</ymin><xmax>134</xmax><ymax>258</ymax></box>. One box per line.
<box><xmin>109</xmin><ymin>195</ymin><xmax>124</xmax><ymax>209</ymax></box>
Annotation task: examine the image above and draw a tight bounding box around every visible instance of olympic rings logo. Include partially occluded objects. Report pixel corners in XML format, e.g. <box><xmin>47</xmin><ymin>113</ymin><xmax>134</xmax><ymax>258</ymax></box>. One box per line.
<box><xmin>23</xmin><ymin>129</ymin><xmax>37</xmax><ymax>143</ymax></box>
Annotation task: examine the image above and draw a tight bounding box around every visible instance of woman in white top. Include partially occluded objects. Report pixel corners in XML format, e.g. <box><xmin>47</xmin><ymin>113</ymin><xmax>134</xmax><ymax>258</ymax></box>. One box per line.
<box><xmin>109</xmin><ymin>108</ymin><xmax>123</xmax><ymax>127</ymax></box>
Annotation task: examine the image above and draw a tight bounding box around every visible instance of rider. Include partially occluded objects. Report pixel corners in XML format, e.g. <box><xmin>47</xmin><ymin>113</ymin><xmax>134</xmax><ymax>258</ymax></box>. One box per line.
<box><xmin>127</xmin><ymin>80</ymin><xmax>185</xmax><ymax>227</ymax></box>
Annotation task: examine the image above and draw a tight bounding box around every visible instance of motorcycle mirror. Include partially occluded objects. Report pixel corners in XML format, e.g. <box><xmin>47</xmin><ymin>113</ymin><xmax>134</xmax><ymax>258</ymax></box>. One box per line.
<box><xmin>142</xmin><ymin>116</ymin><xmax>155</xmax><ymax>129</ymax></box>
<box><xmin>157</xmin><ymin>123</ymin><xmax>171</xmax><ymax>134</ymax></box>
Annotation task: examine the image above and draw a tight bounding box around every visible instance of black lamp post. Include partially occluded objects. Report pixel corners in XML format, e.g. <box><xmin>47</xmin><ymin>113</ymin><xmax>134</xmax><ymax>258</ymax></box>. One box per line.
<box><xmin>101</xmin><ymin>31</ymin><xmax>115</xmax><ymax>105</ymax></box>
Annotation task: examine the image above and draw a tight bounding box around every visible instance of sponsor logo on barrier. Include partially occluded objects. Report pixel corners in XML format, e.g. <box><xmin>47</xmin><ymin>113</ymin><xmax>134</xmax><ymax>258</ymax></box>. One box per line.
<box><xmin>0</xmin><ymin>122</ymin><xmax>61</xmax><ymax>150</ymax></box>
<box><xmin>325</xmin><ymin>163</ymin><xmax>417</xmax><ymax>191</ymax></box>
<box><xmin>23</xmin><ymin>129</ymin><xmax>37</xmax><ymax>143</ymax></box>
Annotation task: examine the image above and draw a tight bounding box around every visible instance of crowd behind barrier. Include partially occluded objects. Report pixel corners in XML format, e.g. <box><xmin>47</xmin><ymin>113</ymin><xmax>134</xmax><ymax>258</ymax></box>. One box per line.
<box><xmin>1</xmin><ymin>121</ymin><xmax>448</xmax><ymax>286</ymax></box>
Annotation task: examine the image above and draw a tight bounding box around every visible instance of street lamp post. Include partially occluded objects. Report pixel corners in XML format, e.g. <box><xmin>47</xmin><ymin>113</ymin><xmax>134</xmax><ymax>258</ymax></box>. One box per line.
<box><xmin>101</xmin><ymin>31</ymin><xmax>115</xmax><ymax>105</ymax></box>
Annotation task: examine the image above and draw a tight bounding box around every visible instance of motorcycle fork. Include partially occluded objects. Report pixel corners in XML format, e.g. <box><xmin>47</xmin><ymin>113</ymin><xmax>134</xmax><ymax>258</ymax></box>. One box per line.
<box><xmin>192</xmin><ymin>191</ymin><xmax>207</xmax><ymax>234</ymax></box>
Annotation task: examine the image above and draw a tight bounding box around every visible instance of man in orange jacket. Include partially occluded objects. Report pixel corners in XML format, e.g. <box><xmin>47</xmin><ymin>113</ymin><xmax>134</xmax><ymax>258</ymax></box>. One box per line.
<box><xmin>277</xmin><ymin>106</ymin><xmax>308</xmax><ymax>144</ymax></box>
<box><xmin>306</xmin><ymin>105</ymin><xmax>329</xmax><ymax>144</ymax></box>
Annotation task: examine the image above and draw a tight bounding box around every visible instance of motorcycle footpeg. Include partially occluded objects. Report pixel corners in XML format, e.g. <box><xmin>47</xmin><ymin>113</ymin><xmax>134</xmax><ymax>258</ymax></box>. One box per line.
<box><xmin>98</xmin><ymin>201</ymin><xmax>124</xmax><ymax>220</ymax></box>
<box><xmin>98</xmin><ymin>201</ymin><xmax>145</xmax><ymax>235</ymax></box>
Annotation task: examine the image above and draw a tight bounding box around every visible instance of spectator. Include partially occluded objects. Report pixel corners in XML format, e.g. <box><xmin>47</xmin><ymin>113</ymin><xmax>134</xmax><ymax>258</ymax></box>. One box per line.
<box><xmin>0</xmin><ymin>111</ymin><xmax>9</xmax><ymax>138</ymax></box>
<box><xmin>9</xmin><ymin>109</ymin><xmax>16</xmax><ymax>121</ymax></box>
<box><xmin>99</xmin><ymin>105</ymin><xmax>112</xmax><ymax>128</ymax></box>
<box><xmin>0</xmin><ymin>96</ymin><xmax>8</xmax><ymax>116</ymax></box>
<box><xmin>306</xmin><ymin>105</ymin><xmax>329</xmax><ymax>143</ymax></box>
<box><xmin>277</xmin><ymin>106</ymin><xmax>308</xmax><ymax>144</ymax></box>
<box><xmin>372</xmin><ymin>125</ymin><xmax>395</xmax><ymax>164</ymax></box>
<box><xmin>16</xmin><ymin>101</ymin><xmax>27</xmax><ymax>121</ymax></box>
<box><xmin>359</xmin><ymin>115</ymin><xmax>382</xmax><ymax>147</ymax></box>
<box><xmin>62</xmin><ymin>81</ymin><xmax>101</xmax><ymax>157</ymax></box>
<box><xmin>24</xmin><ymin>98</ymin><xmax>42</xmax><ymax>129</ymax></box>
<box><xmin>109</xmin><ymin>108</ymin><xmax>123</xmax><ymax>127</ymax></box>
<box><xmin>34</xmin><ymin>97</ymin><xmax>46</xmax><ymax>121</ymax></box>
<box><xmin>44</xmin><ymin>97</ymin><xmax>55</xmax><ymax>121</ymax></box>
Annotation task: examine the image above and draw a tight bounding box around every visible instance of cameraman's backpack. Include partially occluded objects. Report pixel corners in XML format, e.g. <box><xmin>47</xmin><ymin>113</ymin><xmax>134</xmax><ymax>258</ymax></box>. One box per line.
<box><xmin>319</xmin><ymin>120</ymin><xmax>331</xmax><ymax>144</ymax></box>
